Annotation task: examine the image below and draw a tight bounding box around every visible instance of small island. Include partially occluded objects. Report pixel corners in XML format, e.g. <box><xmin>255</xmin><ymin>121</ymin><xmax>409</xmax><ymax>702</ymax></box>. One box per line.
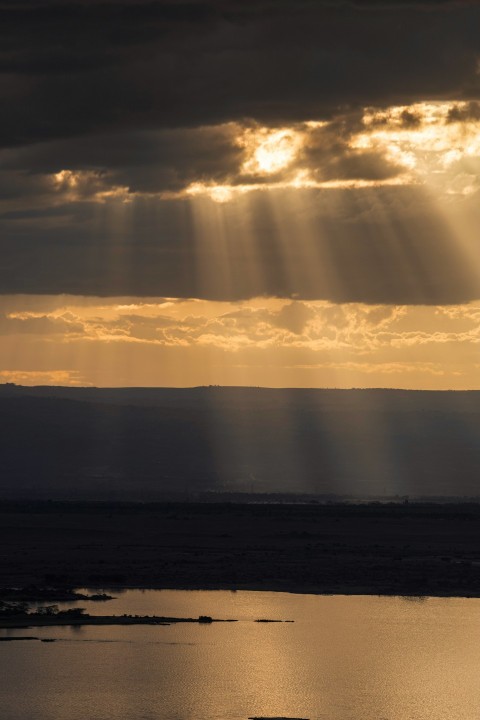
<box><xmin>0</xmin><ymin>605</ymin><xmax>236</xmax><ymax>629</ymax></box>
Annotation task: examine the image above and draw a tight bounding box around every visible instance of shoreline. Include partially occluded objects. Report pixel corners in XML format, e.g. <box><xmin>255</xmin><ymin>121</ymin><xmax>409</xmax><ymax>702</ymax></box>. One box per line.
<box><xmin>65</xmin><ymin>582</ymin><xmax>480</xmax><ymax>599</ymax></box>
<box><xmin>5</xmin><ymin>581</ymin><xmax>480</xmax><ymax>602</ymax></box>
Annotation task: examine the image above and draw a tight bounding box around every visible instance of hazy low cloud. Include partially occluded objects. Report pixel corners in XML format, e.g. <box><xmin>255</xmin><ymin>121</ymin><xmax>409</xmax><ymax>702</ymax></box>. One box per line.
<box><xmin>1</xmin><ymin>295</ymin><xmax>479</xmax><ymax>389</ymax></box>
<box><xmin>4</xmin><ymin>297</ymin><xmax>480</xmax><ymax>353</ymax></box>
<box><xmin>0</xmin><ymin>312</ymin><xmax>83</xmax><ymax>336</ymax></box>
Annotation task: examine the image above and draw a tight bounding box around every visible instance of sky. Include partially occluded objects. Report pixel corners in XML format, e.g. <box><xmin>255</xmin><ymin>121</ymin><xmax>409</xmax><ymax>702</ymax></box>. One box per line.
<box><xmin>2</xmin><ymin>0</ymin><xmax>480</xmax><ymax>388</ymax></box>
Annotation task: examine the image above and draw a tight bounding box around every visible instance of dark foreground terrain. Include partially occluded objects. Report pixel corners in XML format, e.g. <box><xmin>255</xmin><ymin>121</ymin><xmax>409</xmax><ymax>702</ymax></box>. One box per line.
<box><xmin>2</xmin><ymin>502</ymin><xmax>480</xmax><ymax>597</ymax></box>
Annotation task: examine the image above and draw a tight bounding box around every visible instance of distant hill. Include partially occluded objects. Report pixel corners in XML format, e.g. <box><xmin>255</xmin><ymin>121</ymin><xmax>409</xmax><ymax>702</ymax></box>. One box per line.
<box><xmin>1</xmin><ymin>385</ymin><xmax>479</xmax><ymax>500</ymax></box>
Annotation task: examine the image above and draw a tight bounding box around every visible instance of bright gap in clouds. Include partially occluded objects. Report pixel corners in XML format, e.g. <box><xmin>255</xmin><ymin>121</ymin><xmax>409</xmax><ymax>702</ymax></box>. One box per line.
<box><xmin>240</xmin><ymin>128</ymin><xmax>303</xmax><ymax>175</ymax></box>
<box><xmin>34</xmin><ymin>100</ymin><xmax>480</xmax><ymax>205</ymax></box>
<box><xmin>181</xmin><ymin>102</ymin><xmax>480</xmax><ymax>201</ymax></box>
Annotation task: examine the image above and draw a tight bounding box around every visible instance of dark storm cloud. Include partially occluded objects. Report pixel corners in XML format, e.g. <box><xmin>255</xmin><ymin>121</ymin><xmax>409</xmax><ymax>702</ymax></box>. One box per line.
<box><xmin>0</xmin><ymin>1</ymin><xmax>479</xmax><ymax>147</ymax></box>
<box><xmin>447</xmin><ymin>100</ymin><xmax>480</xmax><ymax>122</ymax></box>
<box><xmin>1</xmin><ymin>0</ymin><xmax>480</xmax><ymax>304</ymax></box>
<box><xmin>0</xmin><ymin>120</ymin><xmax>403</xmax><ymax>197</ymax></box>
<box><xmin>0</xmin><ymin>186</ymin><xmax>478</xmax><ymax>304</ymax></box>
<box><xmin>301</xmin><ymin>121</ymin><xmax>403</xmax><ymax>182</ymax></box>
<box><xmin>0</xmin><ymin>126</ymin><xmax>244</xmax><ymax>194</ymax></box>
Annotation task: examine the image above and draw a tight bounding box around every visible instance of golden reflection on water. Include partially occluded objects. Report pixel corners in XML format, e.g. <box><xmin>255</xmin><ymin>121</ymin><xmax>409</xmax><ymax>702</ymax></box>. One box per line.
<box><xmin>2</xmin><ymin>591</ymin><xmax>480</xmax><ymax>720</ymax></box>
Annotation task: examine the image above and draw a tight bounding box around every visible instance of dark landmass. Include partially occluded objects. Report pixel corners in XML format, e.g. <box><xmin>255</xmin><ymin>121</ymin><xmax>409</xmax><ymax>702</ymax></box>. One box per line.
<box><xmin>0</xmin><ymin>611</ymin><xmax>235</xmax><ymax>629</ymax></box>
<box><xmin>3</xmin><ymin>501</ymin><xmax>480</xmax><ymax>597</ymax></box>
<box><xmin>2</xmin><ymin>385</ymin><xmax>480</xmax><ymax>499</ymax></box>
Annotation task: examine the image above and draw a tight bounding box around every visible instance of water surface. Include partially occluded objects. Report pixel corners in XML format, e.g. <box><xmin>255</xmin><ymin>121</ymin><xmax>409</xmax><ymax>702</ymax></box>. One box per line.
<box><xmin>2</xmin><ymin>590</ymin><xmax>480</xmax><ymax>720</ymax></box>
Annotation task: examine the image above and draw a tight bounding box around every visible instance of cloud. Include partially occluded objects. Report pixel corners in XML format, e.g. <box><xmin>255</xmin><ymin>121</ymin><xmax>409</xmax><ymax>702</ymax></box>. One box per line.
<box><xmin>1</xmin><ymin>178</ymin><xmax>478</xmax><ymax>303</ymax></box>
<box><xmin>0</xmin><ymin>1</ymin><xmax>479</xmax><ymax>149</ymax></box>
<box><xmin>0</xmin><ymin>312</ymin><xmax>84</xmax><ymax>335</ymax></box>
<box><xmin>3</xmin><ymin>295</ymin><xmax>480</xmax><ymax>353</ymax></box>
<box><xmin>274</xmin><ymin>302</ymin><xmax>315</xmax><ymax>335</ymax></box>
<box><xmin>0</xmin><ymin>125</ymin><xmax>244</xmax><ymax>194</ymax></box>
<box><xmin>1</xmin><ymin>5</ymin><xmax>480</xmax><ymax>306</ymax></box>
<box><xmin>1</xmin><ymin>295</ymin><xmax>479</xmax><ymax>388</ymax></box>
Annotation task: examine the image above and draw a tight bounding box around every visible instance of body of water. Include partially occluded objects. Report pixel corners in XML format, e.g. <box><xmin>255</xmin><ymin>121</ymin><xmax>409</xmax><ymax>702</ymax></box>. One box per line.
<box><xmin>1</xmin><ymin>590</ymin><xmax>480</xmax><ymax>720</ymax></box>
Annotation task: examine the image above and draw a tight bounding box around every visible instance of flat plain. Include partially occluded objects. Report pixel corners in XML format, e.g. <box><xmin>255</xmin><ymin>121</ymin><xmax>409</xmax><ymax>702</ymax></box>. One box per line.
<box><xmin>2</xmin><ymin>501</ymin><xmax>480</xmax><ymax>597</ymax></box>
